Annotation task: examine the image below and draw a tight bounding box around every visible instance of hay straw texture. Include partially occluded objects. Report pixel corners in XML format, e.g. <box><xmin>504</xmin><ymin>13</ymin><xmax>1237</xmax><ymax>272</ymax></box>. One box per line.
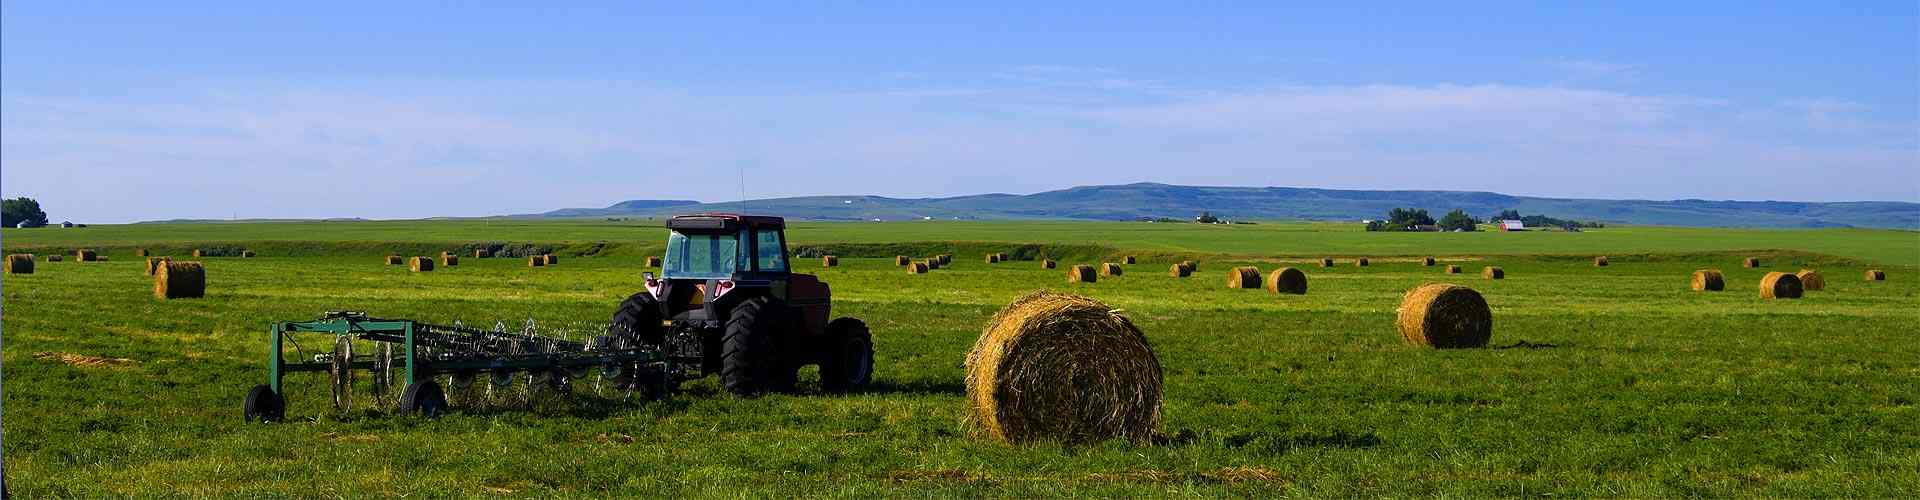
<box><xmin>1227</xmin><ymin>267</ymin><xmax>1261</xmax><ymax>289</ymax></box>
<box><xmin>1124</xmin><ymin>256</ymin><xmax>1136</xmax><ymax>265</ymax></box>
<box><xmin>1266</xmin><ymin>267</ymin><xmax>1308</xmax><ymax>295</ymax></box>
<box><xmin>1482</xmin><ymin>267</ymin><xmax>1504</xmax><ymax>279</ymax></box>
<box><xmin>896</xmin><ymin>256</ymin><xmax>910</xmax><ymax>266</ymax></box>
<box><xmin>1101</xmin><ymin>263</ymin><xmax>1124</xmax><ymax>276</ymax></box>
<box><xmin>1068</xmin><ymin>265</ymin><xmax>1097</xmax><ymax>283</ymax></box>
<box><xmin>1795</xmin><ymin>270</ymin><xmax>1825</xmax><ymax>291</ymax></box>
<box><xmin>409</xmin><ymin>256</ymin><xmax>435</xmax><ymax>272</ymax></box>
<box><xmin>1691</xmin><ymin>270</ymin><xmax>1725</xmax><ymax>291</ymax></box>
<box><xmin>1444</xmin><ymin>265</ymin><xmax>1462</xmax><ymax>274</ymax></box>
<box><xmin>1169</xmin><ymin>264</ymin><xmax>1190</xmax><ymax>278</ymax></box>
<box><xmin>1743</xmin><ymin>258</ymin><xmax>1761</xmax><ymax>268</ymax></box>
<box><xmin>1396</xmin><ymin>283</ymin><xmax>1492</xmax><ymax>348</ymax></box>
<box><xmin>1041</xmin><ymin>259</ymin><xmax>1057</xmax><ymax>269</ymax></box>
<box><xmin>1320</xmin><ymin>258</ymin><xmax>1335</xmax><ymax>268</ymax></box>
<box><xmin>645</xmin><ymin>256</ymin><xmax>661</xmax><ymax>267</ymax></box>
<box><xmin>154</xmin><ymin>261</ymin><xmax>206</xmax><ymax>299</ymax></box>
<box><xmin>136</xmin><ymin>249</ymin><xmax>150</xmax><ymax>257</ymax></box>
<box><xmin>1759</xmin><ymin>272</ymin><xmax>1802</xmax><ymax>299</ymax></box>
<box><xmin>1423</xmin><ymin>257</ymin><xmax>1436</xmax><ymax>266</ymax></box>
<box><xmin>4</xmin><ymin>254</ymin><xmax>34</xmax><ymax>274</ymax></box>
<box><xmin>192</xmin><ymin>249</ymin><xmax>205</xmax><ymax>258</ymax></box>
<box><xmin>822</xmin><ymin>255</ymin><xmax>839</xmax><ymax>267</ymax></box>
<box><xmin>964</xmin><ymin>291</ymin><xmax>1162</xmax><ymax>444</ymax></box>
<box><xmin>385</xmin><ymin>255</ymin><xmax>403</xmax><ymax>265</ymax></box>
<box><xmin>441</xmin><ymin>254</ymin><xmax>459</xmax><ymax>267</ymax></box>
<box><xmin>76</xmin><ymin>249</ymin><xmax>98</xmax><ymax>262</ymax></box>
<box><xmin>476</xmin><ymin>249</ymin><xmax>493</xmax><ymax>258</ymax></box>
<box><xmin>1356</xmin><ymin>258</ymin><xmax>1369</xmax><ymax>267</ymax></box>
<box><xmin>47</xmin><ymin>255</ymin><xmax>62</xmax><ymax>262</ymax></box>
<box><xmin>1594</xmin><ymin>256</ymin><xmax>1609</xmax><ymax>267</ymax></box>
<box><xmin>144</xmin><ymin>257</ymin><xmax>172</xmax><ymax>276</ymax></box>
<box><xmin>543</xmin><ymin>255</ymin><xmax>558</xmax><ymax>265</ymax></box>
<box><xmin>528</xmin><ymin>256</ymin><xmax>545</xmax><ymax>267</ymax></box>
<box><xmin>1864</xmin><ymin>270</ymin><xmax>1886</xmax><ymax>281</ymax></box>
<box><xmin>908</xmin><ymin>262</ymin><xmax>929</xmax><ymax>274</ymax></box>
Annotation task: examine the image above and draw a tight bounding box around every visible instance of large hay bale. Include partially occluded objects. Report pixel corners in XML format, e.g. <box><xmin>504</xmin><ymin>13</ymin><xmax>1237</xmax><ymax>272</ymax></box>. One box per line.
<box><xmin>1227</xmin><ymin>267</ymin><xmax>1261</xmax><ymax>289</ymax></box>
<box><xmin>822</xmin><ymin>255</ymin><xmax>839</xmax><ymax>267</ymax></box>
<box><xmin>543</xmin><ymin>254</ymin><xmax>559</xmax><ymax>265</ymax></box>
<box><xmin>1319</xmin><ymin>258</ymin><xmax>1334</xmax><ymax>268</ymax></box>
<box><xmin>645</xmin><ymin>256</ymin><xmax>661</xmax><ymax>267</ymax></box>
<box><xmin>1444</xmin><ymin>265</ymin><xmax>1462</xmax><ymax>274</ymax></box>
<box><xmin>144</xmin><ymin>256</ymin><xmax>173</xmax><ymax>276</ymax></box>
<box><xmin>136</xmin><ymin>249</ymin><xmax>150</xmax><ymax>257</ymax></box>
<box><xmin>1864</xmin><ymin>269</ymin><xmax>1885</xmax><ymax>281</ymax></box>
<box><xmin>475</xmin><ymin>249</ymin><xmax>492</xmax><ymax>258</ymax></box>
<box><xmin>4</xmin><ymin>254</ymin><xmax>34</xmax><ymax>274</ymax></box>
<box><xmin>1795</xmin><ymin>270</ymin><xmax>1825</xmax><ymax>291</ymax></box>
<box><xmin>1691</xmin><ymin>269</ymin><xmax>1725</xmax><ymax>291</ymax></box>
<box><xmin>1068</xmin><ymin>265</ymin><xmax>1097</xmax><ymax>283</ymax></box>
<box><xmin>410</xmin><ymin>256</ymin><xmax>435</xmax><ymax>272</ymax></box>
<box><xmin>1759</xmin><ymin>272</ymin><xmax>1802</xmax><ymax>299</ymax></box>
<box><xmin>1265</xmin><ymin>267</ymin><xmax>1307</xmax><ymax>295</ymax></box>
<box><xmin>528</xmin><ymin>256</ymin><xmax>545</xmax><ymax>267</ymax></box>
<box><xmin>441</xmin><ymin>254</ymin><xmax>460</xmax><ymax>267</ymax></box>
<box><xmin>1593</xmin><ymin>256</ymin><xmax>1609</xmax><ymax>267</ymax></box>
<box><xmin>1482</xmin><ymin>266</ymin><xmax>1504</xmax><ymax>279</ymax></box>
<box><xmin>1123</xmin><ymin>256</ymin><xmax>1136</xmax><ymax>265</ymax></box>
<box><xmin>965</xmin><ymin>291</ymin><xmax>1161</xmax><ymax>444</ymax></box>
<box><xmin>908</xmin><ymin>262</ymin><xmax>929</xmax><ymax>274</ymax></box>
<box><xmin>1743</xmin><ymin>257</ymin><xmax>1761</xmax><ymax>268</ymax></box>
<box><xmin>1041</xmin><ymin>259</ymin><xmax>1057</xmax><ymax>270</ymax></box>
<box><xmin>385</xmin><ymin>255</ymin><xmax>403</xmax><ymax>266</ymax></box>
<box><xmin>154</xmin><ymin>261</ymin><xmax>206</xmax><ymax>299</ymax></box>
<box><xmin>896</xmin><ymin>256</ymin><xmax>910</xmax><ymax>266</ymax></box>
<box><xmin>1422</xmin><ymin>257</ymin><xmax>1436</xmax><ymax>266</ymax></box>
<box><xmin>1356</xmin><ymin>257</ymin><xmax>1369</xmax><ymax>267</ymax></box>
<box><xmin>76</xmin><ymin>249</ymin><xmax>98</xmax><ymax>262</ymax></box>
<box><xmin>1396</xmin><ymin>283</ymin><xmax>1492</xmax><ymax>348</ymax></box>
<box><xmin>1101</xmin><ymin>263</ymin><xmax>1123</xmax><ymax>277</ymax></box>
<box><xmin>47</xmin><ymin>255</ymin><xmax>62</xmax><ymax>262</ymax></box>
<box><xmin>1169</xmin><ymin>264</ymin><xmax>1190</xmax><ymax>278</ymax></box>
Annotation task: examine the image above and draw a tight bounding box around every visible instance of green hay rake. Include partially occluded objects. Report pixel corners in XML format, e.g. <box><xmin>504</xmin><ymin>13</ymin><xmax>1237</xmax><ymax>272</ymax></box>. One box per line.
<box><xmin>242</xmin><ymin>311</ymin><xmax>667</xmax><ymax>422</ymax></box>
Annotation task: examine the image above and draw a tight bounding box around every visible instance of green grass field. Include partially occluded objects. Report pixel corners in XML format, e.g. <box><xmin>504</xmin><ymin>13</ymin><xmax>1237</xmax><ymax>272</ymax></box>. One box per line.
<box><xmin>3</xmin><ymin>221</ymin><xmax>1917</xmax><ymax>496</ymax></box>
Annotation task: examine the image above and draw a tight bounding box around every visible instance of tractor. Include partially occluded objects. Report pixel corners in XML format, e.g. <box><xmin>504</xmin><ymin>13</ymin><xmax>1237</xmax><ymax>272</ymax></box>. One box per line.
<box><xmin>606</xmin><ymin>213</ymin><xmax>873</xmax><ymax>395</ymax></box>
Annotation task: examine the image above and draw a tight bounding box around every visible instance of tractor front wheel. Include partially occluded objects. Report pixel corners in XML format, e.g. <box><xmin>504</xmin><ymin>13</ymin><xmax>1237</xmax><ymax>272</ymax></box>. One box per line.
<box><xmin>819</xmin><ymin>318</ymin><xmax>874</xmax><ymax>393</ymax></box>
<box><xmin>243</xmin><ymin>384</ymin><xmax>284</xmax><ymax>422</ymax></box>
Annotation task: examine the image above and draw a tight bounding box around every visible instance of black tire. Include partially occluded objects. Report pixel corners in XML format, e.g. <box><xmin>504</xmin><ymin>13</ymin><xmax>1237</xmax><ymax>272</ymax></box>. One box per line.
<box><xmin>609</xmin><ymin>292</ymin><xmax>665</xmax><ymax>346</ymax></box>
<box><xmin>399</xmin><ymin>380</ymin><xmax>448</xmax><ymax>418</ymax></box>
<box><xmin>243</xmin><ymin>384</ymin><xmax>284</xmax><ymax>423</ymax></box>
<box><xmin>721</xmin><ymin>296</ymin><xmax>783</xmax><ymax>395</ymax></box>
<box><xmin>819</xmin><ymin>318</ymin><xmax>874</xmax><ymax>393</ymax></box>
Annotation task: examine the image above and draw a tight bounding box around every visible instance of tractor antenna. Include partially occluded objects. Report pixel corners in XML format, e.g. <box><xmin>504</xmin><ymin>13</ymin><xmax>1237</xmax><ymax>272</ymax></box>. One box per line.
<box><xmin>737</xmin><ymin>164</ymin><xmax>749</xmax><ymax>208</ymax></box>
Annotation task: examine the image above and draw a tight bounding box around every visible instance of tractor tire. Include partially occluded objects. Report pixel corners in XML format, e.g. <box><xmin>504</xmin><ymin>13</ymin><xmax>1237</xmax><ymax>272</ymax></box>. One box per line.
<box><xmin>721</xmin><ymin>296</ymin><xmax>785</xmax><ymax>396</ymax></box>
<box><xmin>243</xmin><ymin>384</ymin><xmax>284</xmax><ymax>423</ymax></box>
<box><xmin>609</xmin><ymin>292</ymin><xmax>665</xmax><ymax>346</ymax></box>
<box><xmin>819</xmin><ymin>318</ymin><xmax>875</xmax><ymax>393</ymax></box>
<box><xmin>399</xmin><ymin>380</ymin><xmax>448</xmax><ymax>418</ymax></box>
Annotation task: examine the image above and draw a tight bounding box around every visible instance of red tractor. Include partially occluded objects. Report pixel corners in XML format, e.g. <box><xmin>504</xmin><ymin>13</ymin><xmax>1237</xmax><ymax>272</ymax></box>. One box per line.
<box><xmin>605</xmin><ymin>214</ymin><xmax>873</xmax><ymax>395</ymax></box>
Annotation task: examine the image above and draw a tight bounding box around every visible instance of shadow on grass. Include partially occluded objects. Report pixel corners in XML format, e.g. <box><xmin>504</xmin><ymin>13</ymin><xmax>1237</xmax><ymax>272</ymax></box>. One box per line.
<box><xmin>1492</xmin><ymin>340</ymin><xmax>1560</xmax><ymax>349</ymax></box>
<box><xmin>847</xmin><ymin>379</ymin><xmax>967</xmax><ymax>397</ymax></box>
<box><xmin>1224</xmin><ymin>430</ymin><xmax>1384</xmax><ymax>455</ymax></box>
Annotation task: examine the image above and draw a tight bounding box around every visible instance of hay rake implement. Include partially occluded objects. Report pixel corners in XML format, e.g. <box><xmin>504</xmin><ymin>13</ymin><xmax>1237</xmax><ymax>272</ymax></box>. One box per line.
<box><xmin>242</xmin><ymin>311</ymin><xmax>668</xmax><ymax>422</ymax></box>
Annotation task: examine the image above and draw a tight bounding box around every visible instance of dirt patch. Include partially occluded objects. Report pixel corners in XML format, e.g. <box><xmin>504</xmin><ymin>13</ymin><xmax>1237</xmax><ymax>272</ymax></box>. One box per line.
<box><xmin>33</xmin><ymin>351</ymin><xmax>139</xmax><ymax>368</ymax></box>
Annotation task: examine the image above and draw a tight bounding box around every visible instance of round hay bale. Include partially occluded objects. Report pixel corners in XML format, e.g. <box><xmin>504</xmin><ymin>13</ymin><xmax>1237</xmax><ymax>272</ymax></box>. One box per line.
<box><xmin>476</xmin><ymin>249</ymin><xmax>493</xmax><ymax>258</ymax></box>
<box><xmin>940</xmin><ymin>254</ymin><xmax>953</xmax><ymax>265</ymax></box>
<box><xmin>241</xmin><ymin>250</ymin><xmax>256</xmax><ymax>258</ymax></box>
<box><xmin>1041</xmin><ymin>259</ymin><xmax>1057</xmax><ymax>269</ymax></box>
<box><xmin>442</xmin><ymin>254</ymin><xmax>460</xmax><ymax>267</ymax></box>
<box><xmin>1743</xmin><ymin>257</ymin><xmax>1761</xmax><ymax>268</ymax></box>
<box><xmin>96</xmin><ymin>256</ymin><xmax>110</xmax><ymax>262</ymax></box>
<box><xmin>1265</xmin><ymin>267</ymin><xmax>1307</xmax><ymax>295</ymax></box>
<box><xmin>965</xmin><ymin>291</ymin><xmax>1161</xmax><ymax>444</ymax></box>
<box><xmin>1319</xmin><ymin>258</ymin><xmax>1334</xmax><ymax>268</ymax></box>
<box><xmin>1482</xmin><ymin>266</ymin><xmax>1504</xmax><ymax>279</ymax></box>
<box><xmin>154</xmin><ymin>261</ymin><xmax>206</xmax><ymax>299</ymax></box>
<box><xmin>543</xmin><ymin>254</ymin><xmax>558</xmax><ymax>265</ymax></box>
<box><xmin>47</xmin><ymin>255</ymin><xmax>62</xmax><ymax>262</ymax></box>
<box><xmin>1227</xmin><ymin>266</ymin><xmax>1261</xmax><ymax>289</ymax></box>
<box><xmin>1444</xmin><ymin>265</ymin><xmax>1461</xmax><ymax>274</ymax></box>
<box><xmin>1169</xmin><ymin>263</ymin><xmax>1190</xmax><ymax>278</ymax></box>
<box><xmin>1124</xmin><ymin>256</ymin><xmax>1136</xmax><ymax>265</ymax></box>
<box><xmin>4</xmin><ymin>254</ymin><xmax>35</xmax><ymax>274</ymax></box>
<box><xmin>528</xmin><ymin>256</ymin><xmax>545</xmax><ymax>267</ymax></box>
<box><xmin>1396</xmin><ymin>283</ymin><xmax>1492</xmax><ymax>348</ymax></box>
<box><xmin>645</xmin><ymin>256</ymin><xmax>660</xmax><ymax>267</ymax></box>
<box><xmin>1423</xmin><ymin>257</ymin><xmax>1436</xmax><ymax>266</ymax></box>
<box><xmin>136</xmin><ymin>249</ymin><xmax>150</xmax><ymax>257</ymax></box>
<box><xmin>1594</xmin><ymin>256</ymin><xmax>1609</xmax><ymax>267</ymax></box>
<box><xmin>1356</xmin><ymin>257</ymin><xmax>1369</xmax><ymax>267</ymax></box>
<box><xmin>1068</xmin><ymin>265</ymin><xmax>1097</xmax><ymax>283</ymax></box>
<box><xmin>410</xmin><ymin>256</ymin><xmax>435</xmax><ymax>272</ymax></box>
<box><xmin>1181</xmin><ymin>260</ymin><xmax>1198</xmax><ymax>272</ymax></box>
<box><xmin>385</xmin><ymin>255</ymin><xmax>403</xmax><ymax>266</ymax></box>
<box><xmin>144</xmin><ymin>256</ymin><xmax>173</xmax><ymax>276</ymax></box>
<box><xmin>1794</xmin><ymin>270</ymin><xmax>1825</xmax><ymax>291</ymax></box>
<box><xmin>987</xmin><ymin>254</ymin><xmax>1001</xmax><ymax>264</ymax></box>
<box><xmin>192</xmin><ymin>249</ymin><xmax>205</xmax><ymax>258</ymax></box>
<box><xmin>1759</xmin><ymin>272</ymin><xmax>1802</xmax><ymax>299</ymax></box>
<box><xmin>76</xmin><ymin>249</ymin><xmax>98</xmax><ymax>262</ymax></box>
<box><xmin>925</xmin><ymin>258</ymin><xmax>942</xmax><ymax>270</ymax></box>
<box><xmin>1864</xmin><ymin>269</ymin><xmax>1885</xmax><ymax>281</ymax></box>
<box><xmin>1100</xmin><ymin>263</ymin><xmax>1123</xmax><ymax>277</ymax></box>
<box><xmin>895</xmin><ymin>256</ymin><xmax>910</xmax><ymax>266</ymax></box>
<box><xmin>822</xmin><ymin>255</ymin><xmax>839</xmax><ymax>267</ymax></box>
<box><xmin>996</xmin><ymin>253</ymin><xmax>1009</xmax><ymax>261</ymax></box>
<box><xmin>908</xmin><ymin>262</ymin><xmax>929</xmax><ymax>274</ymax></box>
<box><xmin>1691</xmin><ymin>270</ymin><xmax>1725</xmax><ymax>291</ymax></box>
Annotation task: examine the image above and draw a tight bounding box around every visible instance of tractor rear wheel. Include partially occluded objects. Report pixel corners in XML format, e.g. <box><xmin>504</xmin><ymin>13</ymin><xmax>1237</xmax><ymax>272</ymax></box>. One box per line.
<box><xmin>819</xmin><ymin>318</ymin><xmax>874</xmax><ymax>393</ymax></box>
<box><xmin>609</xmin><ymin>292</ymin><xmax>665</xmax><ymax>346</ymax></box>
<box><xmin>721</xmin><ymin>296</ymin><xmax>785</xmax><ymax>395</ymax></box>
<box><xmin>243</xmin><ymin>384</ymin><xmax>284</xmax><ymax>422</ymax></box>
<box><xmin>399</xmin><ymin>380</ymin><xmax>448</xmax><ymax>417</ymax></box>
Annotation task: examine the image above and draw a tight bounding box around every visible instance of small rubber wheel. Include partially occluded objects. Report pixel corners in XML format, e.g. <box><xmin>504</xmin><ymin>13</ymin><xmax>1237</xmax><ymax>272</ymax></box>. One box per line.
<box><xmin>243</xmin><ymin>384</ymin><xmax>285</xmax><ymax>423</ymax></box>
<box><xmin>399</xmin><ymin>380</ymin><xmax>448</xmax><ymax>418</ymax></box>
<box><xmin>819</xmin><ymin>318</ymin><xmax>874</xmax><ymax>393</ymax></box>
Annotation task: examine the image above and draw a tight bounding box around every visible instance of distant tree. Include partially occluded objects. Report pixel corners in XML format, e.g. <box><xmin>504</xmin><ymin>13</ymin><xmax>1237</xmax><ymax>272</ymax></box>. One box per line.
<box><xmin>1383</xmin><ymin>208</ymin><xmax>1435</xmax><ymax>230</ymax></box>
<box><xmin>1438</xmin><ymin>209</ymin><xmax>1478</xmax><ymax>231</ymax></box>
<box><xmin>1365</xmin><ymin>220</ymin><xmax>1387</xmax><ymax>232</ymax></box>
<box><xmin>2</xmin><ymin>197</ymin><xmax>49</xmax><ymax>228</ymax></box>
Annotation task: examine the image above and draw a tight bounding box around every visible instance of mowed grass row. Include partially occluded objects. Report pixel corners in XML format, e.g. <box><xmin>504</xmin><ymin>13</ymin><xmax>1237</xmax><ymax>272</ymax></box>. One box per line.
<box><xmin>3</xmin><ymin>248</ymin><xmax>1918</xmax><ymax>496</ymax></box>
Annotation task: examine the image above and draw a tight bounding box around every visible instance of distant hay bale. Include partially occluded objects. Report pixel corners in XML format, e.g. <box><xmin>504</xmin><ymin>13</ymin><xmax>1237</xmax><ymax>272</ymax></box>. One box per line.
<box><xmin>645</xmin><ymin>256</ymin><xmax>661</xmax><ymax>267</ymax></box>
<box><xmin>385</xmin><ymin>255</ymin><xmax>403</xmax><ymax>265</ymax></box>
<box><xmin>1691</xmin><ymin>269</ymin><xmax>1725</xmax><ymax>291</ymax></box>
<box><xmin>192</xmin><ymin>249</ymin><xmax>204</xmax><ymax>258</ymax></box>
<box><xmin>996</xmin><ymin>253</ymin><xmax>1009</xmax><ymax>261</ymax></box>
<box><xmin>410</xmin><ymin>256</ymin><xmax>435</xmax><ymax>272</ymax></box>
<box><xmin>1759</xmin><ymin>272</ymin><xmax>1802</xmax><ymax>299</ymax></box>
<box><xmin>528</xmin><ymin>256</ymin><xmax>545</xmax><ymax>267</ymax></box>
<box><xmin>97</xmin><ymin>256</ymin><xmax>111</xmax><ymax>262</ymax></box>
<box><xmin>1041</xmin><ymin>259</ymin><xmax>1057</xmax><ymax>269</ymax></box>
<box><xmin>1181</xmin><ymin>260</ymin><xmax>1198</xmax><ymax>272</ymax></box>
<box><xmin>4</xmin><ymin>254</ymin><xmax>34</xmax><ymax>274</ymax></box>
<box><xmin>76</xmin><ymin>249</ymin><xmax>98</xmax><ymax>262</ymax></box>
<box><xmin>908</xmin><ymin>262</ymin><xmax>929</xmax><ymax>274</ymax></box>
<box><xmin>987</xmin><ymin>254</ymin><xmax>1001</xmax><ymax>264</ymax></box>
<box><xmin>1169</xmin><ymin>264</ymin><xmax>1190</xmax><ymax>278</ymax></box>
<box><xmin>1320</xmin><ymin>258</ymin><xmax>1334</xmax><ymax>268</ymax></box>
<box><xmin>896</xmin><ymin>256</ymin><xmax>911</xmax><ymax>266</ymax></box>
<box><xmin>965</xmin><ymin>291</ymin><xmax>1161</xmax><ymax>444</ymax></box>
<box><xmin>1864</xmin><ymin>269</ymin><xmax>1885</xmax><ymax>281</ymax></box>
<box><xmin>154</xmin><ymin>261</ymin><xmax>206</xmax><ymax>299</ymax></box>
<box><xmin>1395</xmin><ymin>283</ymin><xmax>1492</xmax><ymax>348</ymax></box>
<box><xmin>144</xmin><ymin>256</ymin><xmax>173</xmax><ymax>276</ymax></box>
<box><xmin>939</xmin><ymin>254</ymin><xmax>953</xmax><ymax>265</ymax></box>
<box><xmin>441</xmin><ymin>254</ymin><xmax>460</xmax><ymax>267</ymax></box>
<box><xmin>136</xmin><ymin>249</ymin><xmax>149</xmax><ymax>257</ymax></box>
<box><xmin>475</xmin><ymin>249</ymin><xmax>492</xmax><ymax>258</ymax></box>
<box><xmin>1795</xmin><ymin>270</ymin><xmax>1825</xmax><ymax>291</ymax></box>
<box><xmin>1227</xmin><ymin>267</ymin><xmax>1261</xmax><ymax>289</ymax></box>
<box><xmin>1743</xmin><ymin>257</ymin><xmax>1761</xmax><ymax>268</ymax></box>
<box><xmin>822</xmin><ymin>255</ymin><xmax>839</xmax><ymax>267</ymax></box>
<box><xmin>543</xmin><ymin>254</ymin><xmax>558</xmax><ymax>265</ymax></box>
<box><xmin>1356</xmin><ymin>257</ymin><xmax>1369</xmax><ymax>267</ymax></box>
<box><xmin>1101</xmin><ymin>263</ymin><xmax>1123</xmax><ymax>276</ymax></box>
<box><xmin>47</xmin><ymin>255</ymin><xmax>61</xmax><ymax>262</ymax></box>
<box><xmin>1265</xmin><ymin>267</ymin><xmax>1307</xmax><ymax>295</ymax></box>
<box><xmin>1423</xmin><ymin>257</ymin><xmax>1436</xmax><ymax>266</ymax></box>
<box><xmin>1444</xmin><ymin>265</ymin><xmax>1461</xmax><ymax>274</ymax></box>
<box><xmin>241</xmin><ymin>250</ymin><xmax>256</xmax><ymax>258</ymax></box>
<box><xmin>1593</xmin><ymin>256</ymin><xmax>1609</xmax><ymax>267</ymax></box>
<box><xmin>925</xmin><ymin>258</ymin><xmax>942</xmax><ymax>270</ymax></box>
<box><xmin>1482</xmin><ymin>266</ymin><xmax>1504</xmax><ymax>279</ymax></box>
<box><xmin>1124</xmin><ymin>256</ymin><xmax>1136</xmax><ymax>265</ymax></box>
<box><xmin>1068</xmin><ymin>265</ymin><xmax>1097</xmax><ymax>283</ymax></box>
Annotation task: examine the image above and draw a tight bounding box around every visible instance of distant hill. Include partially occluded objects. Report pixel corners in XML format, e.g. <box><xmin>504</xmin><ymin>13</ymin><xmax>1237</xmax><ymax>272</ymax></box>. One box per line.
<box><xmin>538</xmin><ymin>183</ymin><xmax>1919</xmax><ymax>229</ymax></box>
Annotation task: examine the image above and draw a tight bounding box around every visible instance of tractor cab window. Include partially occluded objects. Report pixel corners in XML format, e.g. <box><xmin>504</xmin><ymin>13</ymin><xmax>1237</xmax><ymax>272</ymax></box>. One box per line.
<box><xmin>754</xmin><ymin>229</ymin><xmax>787</xmax><ymax>272</ymax></box>
<box><xmin>664</xmin><ymin>231</ymin><xmax>742</xmax><ymax>279</ymax></box>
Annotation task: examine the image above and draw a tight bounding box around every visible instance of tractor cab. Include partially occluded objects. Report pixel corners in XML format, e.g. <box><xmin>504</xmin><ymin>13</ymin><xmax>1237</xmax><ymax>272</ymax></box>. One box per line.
<box><xmin>642</xmin><ymin>214</ymin><xmax>829</xmax><ymax>333</ymax></box>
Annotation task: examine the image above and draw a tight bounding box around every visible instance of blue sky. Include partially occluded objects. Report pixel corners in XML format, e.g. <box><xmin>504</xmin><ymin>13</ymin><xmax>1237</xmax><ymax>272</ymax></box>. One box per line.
<box><xmin>3</xmin><ymin>2</ymin><xmax>1915</xmax><ymax>222</ymax></box>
